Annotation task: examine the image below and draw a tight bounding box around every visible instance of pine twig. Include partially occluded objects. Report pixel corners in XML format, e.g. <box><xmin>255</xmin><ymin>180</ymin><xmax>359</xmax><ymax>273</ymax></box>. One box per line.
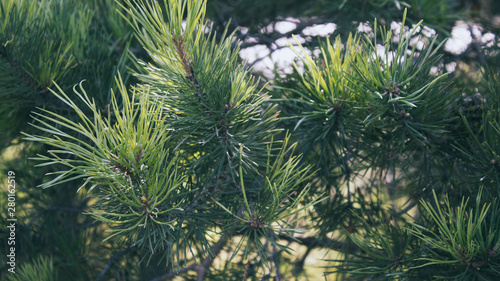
<box><xmin>196</xmin><ymin>232</ymin><xmax>230</xmax><ymax>281</ymax></box>
<box><xmin>149</xmin><ymin>232</ymin><xmax>230</xmax><ymax>281</ymax></box>
<box><xmin>294</xmin><ymin>246</ymin><xmax>312</xmax><ymax>274</ymax></box>
<box><xmin>149</xmin><ymin>264</ymin><xmax>200</xmax><ymax>281</ymax></box>
<box><xmin>277</xmin><ymin>234</ymin><xmax>360</xmax><ymax>253</ymax></box>
<box><xmin>267</xmin><ymin>230</ymin><xmax>283</xmax><ymax>281</ymax></box>
<box><xmin>241</xmin><ymin>260</ymin><xmax>251</xmax><ymax>281</ymax></box>
<box><xmin>271</xmin><ymin>243</ymin><xmax>283</xmax><ymax>281</ymax></box>
<box><xmin>96</xmin><ymin>246</ymin><xmax>132</xmax><ymax>281</ymax></box>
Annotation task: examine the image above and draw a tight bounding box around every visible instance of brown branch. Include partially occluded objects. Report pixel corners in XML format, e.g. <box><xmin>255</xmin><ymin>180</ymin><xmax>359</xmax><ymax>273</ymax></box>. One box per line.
<box><xmin>149</xmin><ymin>232</ymin><xmax>231</xmax><ymax>281</ymax></box>
<box><xmin>184</xmin><ymin>189</ymin><xmax>209</xmax><ymax>214</ymax></box>
<box><xmin>150</xmin><ymin>206</ymin><xmax>247</xmax><ymax>281</ymax></box>
<box><xmin>265</xmin><ymin>230</ymin><xmax>283</xmax><ymax>280</ymax></box>
<box><xmin>149</xmin><ymin>264</ymin><xmax>200</xmax><ymax>281</ymax></box>
<box><xmin>241</xmin><ymin>260</ymin><xmax>251</xmax><ymax>281</ymax></box>
<box><xmin>293</xmin><ymin>246</ymin><xmax>312</xmax><ymax>274</ymax></box>
<box><xmin>172</xmin><ymin>35</ymin><xmax>193</xmax><ymax>79</ymax></box>
<box><xmin>172</xmin><ymin>33</ymin><xmax>233</xmax><ymax>145</ymax></box>
<box><xmin>277</xmin><ymin>234</ymin><xmax>360</xmax><ymax>253</ymax></box>
<box><xmin>172</xmin><ymin>34</ymin><xmax>204</xmax><ymax>102</ymax></box>
<box><xmin>96</xmin><ymin>246</ymin><xmax>132</xmax><ymax>281</ymax></box>
<box><xmin>196</xmin><ymin>232</ymin><xmax>230</xmax><ymax>281</ymax></box>
<box><xmin>271</xmin><ymin>242</ymin><xmax>283</xmax><ymax>281</ymax></box>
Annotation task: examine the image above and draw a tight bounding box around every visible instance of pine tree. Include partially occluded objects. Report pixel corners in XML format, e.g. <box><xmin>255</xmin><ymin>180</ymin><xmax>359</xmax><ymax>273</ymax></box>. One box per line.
<box><xmin>1</xmin><ymin>0</ymin><xmax>500</xmax><ymax>280</ymax></box>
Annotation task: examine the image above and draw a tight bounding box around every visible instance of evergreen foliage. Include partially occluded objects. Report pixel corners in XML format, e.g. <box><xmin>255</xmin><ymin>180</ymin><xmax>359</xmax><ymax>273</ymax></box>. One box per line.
<box><xmin>1</xmin><ymin>0</ymin><xmax>500</xmax><ymax>280</ymax></box>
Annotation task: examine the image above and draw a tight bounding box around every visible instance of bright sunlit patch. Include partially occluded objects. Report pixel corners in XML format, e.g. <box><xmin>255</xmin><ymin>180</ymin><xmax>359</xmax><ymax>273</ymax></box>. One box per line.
<box><xmin>445</xmin><ymin>22</ymin><xmax>472</xmax><ymax>55</ymax></box>
<box><xmin>239</xmin><ymin>44</ymin><xmax>270</xmax><ymax>64</ymax></box>
<box><xmin>481</xmin><ymin>32</ymin><xmax>496</xmax><ymax>47</ymax></box>
<box><xmin>262</xmin><ymin>20</ymin><xmax>298</xmax><ymax>34</ymax></box>
<box><xmin>274</xmin><ymin>21</ymin><xmax>298</xmax><ymax>34</ymax></box>
<box><xmin>302</xmin><ymin>23</ymin><xmax>337</xmax><ymax>37</ymax></box>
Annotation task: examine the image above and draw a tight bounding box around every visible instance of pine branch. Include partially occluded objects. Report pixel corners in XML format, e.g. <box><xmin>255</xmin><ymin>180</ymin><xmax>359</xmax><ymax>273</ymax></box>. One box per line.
<box><xmin>196</xmin><ymin>232</ymin><xmax>230</xmax><ymax>281</ymax></box>
<box><xmin>269</xmin><ymin>232</ymin><xmax>283</xmax><ymax>281</ymax></box>
<box><xmin>149</xmin><ymin>232</ymin><xmax>230</xmax><ymax>281</ymax></box>
<box><xmin>277</xmin><ymin>234</ymin><xmax>360</xmax><ymax>253</ymax></box>
<box><xmin>241</xmin><ymin>260</ymin><xmax>251</xmax><ymax>281</ymax></box>
<box><xmin>96</xmin><ymin>246</ymin><xmax>132</xmax><ymax>281</ymax></box>
<box><xmin>149</xmin><ymin>264</ymin><xmax>200</xmax><ymax>281</ymax></box>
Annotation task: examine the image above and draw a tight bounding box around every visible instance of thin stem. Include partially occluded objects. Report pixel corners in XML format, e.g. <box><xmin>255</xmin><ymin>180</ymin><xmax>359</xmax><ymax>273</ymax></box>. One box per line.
<box><xmin>96</xmin><ymin>246</ymin><xmax>131</xmax><ymax>281</ymax></box>
<box><xmin>271</xmin><ymin>241</ymin><xmax>282</xmax><ymax>281</ymax></box>
<box><xmin>241</xmin><ymin>260</ymin><xmax>251</xmax><ymax>281</ymax></box>
<box><xmin>239</xmin><ymin>148</ymin><xmax>251</xmax><ymax>213</ymax></box>
<box><xmin>277</xmin><ymin>234</ymin><xmax>360</xmax><ymax>253</ymax></box>
<box><xmin>149</xmin><ymin>232</ymin><xmax>230</xmax><ymax>281</ymax></box>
